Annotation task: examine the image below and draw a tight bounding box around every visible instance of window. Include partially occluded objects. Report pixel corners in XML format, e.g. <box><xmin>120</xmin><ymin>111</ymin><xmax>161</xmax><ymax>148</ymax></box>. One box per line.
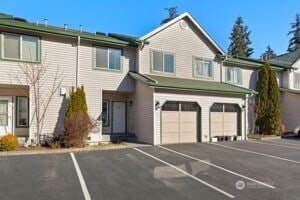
<box><xmin>294</xmin><ymin>72</ymin><xmax>300</xmax><ymax>89</ymax></box>
<box><xmin>102</xmin><ymin>100</ymin><xmax>109</xmax><ymax>126</ymax></box>
<box><xmin>2</xmin><ymin>33</ymin><xmax>40</xmax><ymax>62</ymax></box>
<box><xmin>95</xmin><ymin>47</ymin><xmax>122</xmax><ymax>70</ymax></box>
<box><xmin>226</xmin><ymin>67</ymin><xmax>242</xmax><ymax>84</ymax></box>
<box><xmin>152</xmin><ymin>50</ymin><xmax>175</xmax><ymax>73</ymax></box>
<box><xmin>0</xmin><ymin>100</ymin><xmax>8</xmax><ymax>126</ymax></box>
<box><xmin>194</xmin><ymin>57</ymin><xmax>213</xmax><ymax>78</ymax></box>
<box><xmin>16</xmin><ymin>97</ymin><xmax>29</xmax><ymax>127</ymax></box>
<box><xmin>162</xmin><ymin>102</ymin><xmax>179</xmax><ymax>111</ymax></box>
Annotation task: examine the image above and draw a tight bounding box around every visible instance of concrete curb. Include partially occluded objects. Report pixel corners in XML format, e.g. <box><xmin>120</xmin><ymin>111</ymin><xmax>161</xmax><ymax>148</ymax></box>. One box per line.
<box><xmin>0</xmin><ymin>142</ymin><xmax>151</xmax><ymax>157</ymax></box>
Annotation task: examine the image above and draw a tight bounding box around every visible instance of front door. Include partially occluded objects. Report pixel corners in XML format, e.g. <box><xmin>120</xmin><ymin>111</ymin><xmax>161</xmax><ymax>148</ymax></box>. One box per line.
<box><xmin>112</xmin><ymin>102</ymin><xmax>126</xmax><ymax>133</ymax></box>
<box><xmin>0</xmin><ymin>96</ymin><xmax>13</xmax><ymax>134</ymax></box>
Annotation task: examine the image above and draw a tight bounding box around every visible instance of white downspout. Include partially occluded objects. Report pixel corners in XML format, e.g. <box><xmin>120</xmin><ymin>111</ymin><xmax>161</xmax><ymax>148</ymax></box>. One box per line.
<box><xmin>76</xmin><ymin>36</ymin><xmax>80</xmax><ymax>87</ymax></box>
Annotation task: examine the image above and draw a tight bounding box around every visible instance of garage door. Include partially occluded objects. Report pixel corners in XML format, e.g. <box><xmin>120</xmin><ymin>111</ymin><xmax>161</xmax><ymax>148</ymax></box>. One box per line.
<box><xmin>210</xmin><ymin>103</ymin><xmax>240</xmax><ymax>137</ymax></box>
<box><xmin>162</xmin><ymin>102</ymin><xmax>199</xmax><ymax>144</ymax></box>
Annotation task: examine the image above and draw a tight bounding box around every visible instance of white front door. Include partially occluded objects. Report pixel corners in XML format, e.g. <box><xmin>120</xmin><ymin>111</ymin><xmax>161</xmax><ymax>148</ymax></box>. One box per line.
<box><xmin>112</xmin><ymin>102</ymin><xmax>126</xmax><ymax>133</ymax></box>
<box><xmin>0</xmin><ymin>96</ymin><xmax>13</xmax><ymax>134</ymax></box>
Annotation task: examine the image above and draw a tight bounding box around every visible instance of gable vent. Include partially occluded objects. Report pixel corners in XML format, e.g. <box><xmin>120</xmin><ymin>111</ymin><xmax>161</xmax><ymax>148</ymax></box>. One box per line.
<box><xmin>179</xmin><ymin>20</ymin><xmax>189</xmax><ymax>30</ymax></box>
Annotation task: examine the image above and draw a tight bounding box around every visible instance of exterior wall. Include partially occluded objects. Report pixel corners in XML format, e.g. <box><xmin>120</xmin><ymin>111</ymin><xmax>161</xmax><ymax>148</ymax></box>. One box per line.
<box><xmin>281</xmin><ymin>91</ymin><xmax>300</xmax><ymax>130</ymax></box>
<box><xmin>132</xmin><ymin>81</ymin><xmax>154</xmax><ymax>144</ymax></box>
<box><xmin>222</xmin><ymin>65</ymin><xmax>258</xmax><ymax>90</ymax></box>
<box><xmin>140</xmin><ymin>17</ymin><xmax>221</xmax><ymax>81</ymax></box>
<box><xmin>154</xmin><ymin>89</ymin><xmax>246</xmax><ymax>145</ymax></box>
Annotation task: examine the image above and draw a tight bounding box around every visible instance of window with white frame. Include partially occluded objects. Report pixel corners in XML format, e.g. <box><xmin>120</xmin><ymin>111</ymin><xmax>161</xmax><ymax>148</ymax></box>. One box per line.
<box><xmin>2</xmin><ymin>33</ymin><xmax>40</xmax><ymax>62</ymax></box>
<box><xmin>152</xmin><ymin>50</ymin><xmax>175</xmax><ymax>73</ymax></box>
<box><xmin>95</xmin><ymin>46</ymin><xmax>122</xmax><ymax>70</ymax></box>
<box><xmin>294</xmin><ymin>72</ymin><xmax>300</xmax><ymax>89</ymax></box>
<box><xmin>16</xmin><ymin>97</ymin><xmax>29</xmax><ymax>127</ymax></box>
<box><xmin>226</xmin><ymin>67</ymin><xmax>242</xmax><ymax>84</ymax></box>
<box><xmin>194</xmin><ymin>57</ymin><xmax>213</xmax><ymax>78</ymax></box>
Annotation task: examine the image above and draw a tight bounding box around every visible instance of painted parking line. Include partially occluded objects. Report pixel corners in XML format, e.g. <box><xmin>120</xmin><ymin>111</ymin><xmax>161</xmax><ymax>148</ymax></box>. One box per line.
<box><xmin>133</xmin><ymin>148</ymin><xmax>235</xmax><ymax>199</ymax></box>
<box><xmin>209</xmin><ymin>143</ymin><xmax>300</xmax><ymax>165</ymax></box>
<box><xmin>158</xmin><ymin>145</ymin><xmax>275</xmax><ymax>189</ymax></box>
<box><xmin>248</xmin><ymin>140</ymin><xmax>300</xmax><ymax>150</ymax></box>
<box><xmin>256</xmin><ymin>139</ymin><xmax>300</xmax><ymax>147</ymax></box>
<box><xmin>70</xmin><ymin>152</ymin><xmax>91</xmax><ymax>200</ymax></box>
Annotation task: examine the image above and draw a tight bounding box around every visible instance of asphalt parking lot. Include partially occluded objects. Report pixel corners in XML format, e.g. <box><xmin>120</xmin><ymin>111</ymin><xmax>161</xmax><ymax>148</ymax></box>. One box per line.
<box><xmin>1</xmin><ymin>139</ymin><xmax>300</xmax><ymax>200</ymax></box>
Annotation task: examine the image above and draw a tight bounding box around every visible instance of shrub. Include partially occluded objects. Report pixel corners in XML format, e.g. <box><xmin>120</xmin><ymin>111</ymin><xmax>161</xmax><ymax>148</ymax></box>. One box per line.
<box><xmin>0</xmin><ymin>134</ymin><xmax>18</xmax><ymax>151</ymax></box>
<box><xmin>63</xmin><ymin>113</ymin><xmax>96</xmax><ymax>148</ymax></box>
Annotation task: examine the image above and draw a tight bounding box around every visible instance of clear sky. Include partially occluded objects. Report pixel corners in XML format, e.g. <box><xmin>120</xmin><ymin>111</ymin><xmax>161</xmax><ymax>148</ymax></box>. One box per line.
<box><xmin>1</xmin><ymin>0</ymin><xmax>299</xmax><ymax>58</ymax></box>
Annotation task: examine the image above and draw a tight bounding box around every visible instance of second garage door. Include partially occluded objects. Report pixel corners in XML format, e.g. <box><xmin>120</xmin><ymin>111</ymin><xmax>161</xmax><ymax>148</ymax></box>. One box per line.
<box><xmin>162</xmin><ymin>102</ymin><xmax>199</xmax><ymax>144</ymax></box>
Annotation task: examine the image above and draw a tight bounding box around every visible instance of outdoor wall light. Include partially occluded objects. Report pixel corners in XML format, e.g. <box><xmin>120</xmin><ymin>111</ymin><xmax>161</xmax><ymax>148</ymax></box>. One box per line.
<box><xmin>129</xmin><ymin>101</ymin><xmax>133</xmax><ymax>106</ymax></box>
<box><xmin>155</xmin><ymin>101</ymin><xmax>160</xmax><ymax>110</ymax></box>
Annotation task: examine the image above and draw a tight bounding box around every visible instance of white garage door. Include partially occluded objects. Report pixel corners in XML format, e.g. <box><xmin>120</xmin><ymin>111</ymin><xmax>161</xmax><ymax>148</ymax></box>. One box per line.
<box><xmin>210</xmin><ymin>103</ymin><xmax>240</xmax><ymax>137</ymax></box>
<box><xmin>162</xmin><ymin>102</ymin><xmax>198</xmax><ymax>144</ymax></box>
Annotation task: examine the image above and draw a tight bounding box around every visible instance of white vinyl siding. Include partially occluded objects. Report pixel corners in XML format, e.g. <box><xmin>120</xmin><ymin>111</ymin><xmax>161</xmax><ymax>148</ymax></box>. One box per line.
<box><xmin>95</xmin><ymin>46</ymin><xmax>122</xmax><ymax>71</ymax></box>
<box><xmin>151</xmin><ymin>50</ymin><xmax>175</xmax><ymax>73</ymax></box>
<box><xmin>1</xmin><ymin>33</ymin><xmax>40</xmax><ymax>62</ymax></box>
<box><xmin>226</xmin><ymin>67</ymin><xmax>242</xmax><ymax>84</ymax></box>
<box><xmin>193</xmin><ymin>57</ymin><xmax>213</xmax><ymax>78</ymax></box>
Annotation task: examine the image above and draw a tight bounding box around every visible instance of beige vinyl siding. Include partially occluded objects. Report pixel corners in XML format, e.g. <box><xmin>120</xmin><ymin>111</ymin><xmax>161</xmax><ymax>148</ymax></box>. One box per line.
<box><xmin>281</xmin><ymin>91</ymin><xmax>300</xmax><ymax>130</ymax></box>
<box><xmin>133</xmin><ymin>81</ymin><xmax>154</xmax><ymax>144</ymax></box>
<box><xmin>140</xmin><ymin>17</ymin><xmax>220</xmax><ymax>81</ymax></box>
<box><xmin>154</xmin><ymin>89</ymin><xmax>246</xmax><ymax>144</ymax></box>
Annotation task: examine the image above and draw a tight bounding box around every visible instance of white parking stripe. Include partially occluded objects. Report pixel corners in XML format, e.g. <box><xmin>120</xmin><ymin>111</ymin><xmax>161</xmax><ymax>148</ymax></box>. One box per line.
<box><xmin>248</xmin><ymin>140</ymin><xmax>300</xmax><ymax>150</ymax></box>
<box><xmin>158</xmin><ymin>145</ymin><xmax>275</xmax><ymax>189</ymax></box>
<box><xmin>255</xmin><ymin>139</ymin><xmax>300</xmax><ymax>147</ymax></box>
<box><xmin>70</xmin><ymin>152</ymin><xmax>91</xmax><ymax>200</ymax></box>
<box><xmin>133</xmin><ymin>148</ymin><xmax>235</xmax><ymax>199</ymax></box>
<box><xmin>210</xmin><ymin>143</ymin><xmax>300</xmax><ymax>165</ymax></box>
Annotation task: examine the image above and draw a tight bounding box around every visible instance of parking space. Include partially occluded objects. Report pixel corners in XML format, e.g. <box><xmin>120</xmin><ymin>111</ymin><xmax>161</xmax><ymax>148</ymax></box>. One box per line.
<box><xmin>1</xmin><ymin>140</ymin><xmax>300</xmax><ymax>199</ymax></box>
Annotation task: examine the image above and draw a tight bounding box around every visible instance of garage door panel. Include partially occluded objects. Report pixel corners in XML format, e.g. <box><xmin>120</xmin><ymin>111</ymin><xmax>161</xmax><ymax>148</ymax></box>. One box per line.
<box><xmin>162</xmin><ymin>133</ymin><xmax>179</xmax><ymax>144</ymax></box>
<box><xmin>211</xmin><ymin>131</ymin><xmax>223</xmax><ymax>137</ymax></box>
<box><xmin>162</xmin><ymin>112</ymin><xmax>179</xmax><ymax>123</ymax></box>
<box><xmin>179</xmin><ymin>132</ymin><xmax>197</xmax><ymax>143</ymax></box>
<box><xmin>180</xmin><ymin>122</ymin><xmax>196</xmax><ymax>132</ymax></box>
<box><xmin>224</xmin><ymin>122</ymin><xmax>237</xmax><ymax>131</ymax></box>
<box><xmin>210</xmin><ymin>122</ymin><xmax>223</xmax><ymax>131</ymax></box>
<box><xmin>224</xmin><ymin>113</ymin><xmax>237</xmax><ymax>122</ymax></box>
<box><xmin>162</xmin><ymin>123</ymin><xmax>180</xmax><ymax>133</ymax></box>
<box><xmin>180</xmin><ymin>112</ymin><xmax>197</xmax><ymax>122</ymax></box>
<box><xmin>210</xmin><ymin>112</ymin><xmax>223</xmax><ymax>122</ymax></box>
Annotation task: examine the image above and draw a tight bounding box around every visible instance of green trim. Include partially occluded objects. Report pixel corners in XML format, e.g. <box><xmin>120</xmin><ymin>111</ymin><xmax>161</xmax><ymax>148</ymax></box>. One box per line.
<box><xmin>219</xmin><ymin>54</ymin><xmax>286</xmax><ymax>70</ymax></box>
<box><xmin>150</xmin><ymin>49</ymin><xmax>176</xmax><ymax>75</ymax></box>
<box><xmin>0</xmin><ymin>19</ymin><xmax>137</xmax><ymax>47</ymax></box>
<box><xmin>129</xmin><ymin>71</ymin><xmax>256</xmax><ymax>95</ymax></box>
<box><xmin>15</xmin><ymin>96</ymin><xmax>29</xmax><ymax>128</ymax></box>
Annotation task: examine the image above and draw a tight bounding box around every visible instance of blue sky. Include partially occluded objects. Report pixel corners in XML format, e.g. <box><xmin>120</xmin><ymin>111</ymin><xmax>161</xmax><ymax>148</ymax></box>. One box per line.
<box><xmin>1</xmin><ymin>0</ymin><xmax>299</xmax><ymax>58</ymax></box>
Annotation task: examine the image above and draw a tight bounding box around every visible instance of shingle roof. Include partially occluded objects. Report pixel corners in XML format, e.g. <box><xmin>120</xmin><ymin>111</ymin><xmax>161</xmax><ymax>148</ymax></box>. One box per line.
<box><xmin>269</xmin><ymin>49</ymin><xmax>300</xmax><ymax>68</ymax></box>
<box><xmin>0</xmin><ymin>13</ymin><xmax>145</xmax><ymax>47</ymax></box>
<box><xmin>129</xmin><ymin>71</ymin><xmax>256</xmax><ymax>95</ymax></box>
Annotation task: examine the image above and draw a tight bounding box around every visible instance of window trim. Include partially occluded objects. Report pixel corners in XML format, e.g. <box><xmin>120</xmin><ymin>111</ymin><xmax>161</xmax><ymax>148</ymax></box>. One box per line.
<box><xmin>16</xmin><ymin>96</ymin><xmax>29</xmax><ymax>128</ymax></box>
<box><xmin>1</xmin><ymin>32</ymin><xmax>41</xmax><ymax>63</ymax></box>
<box><xmin>192</xmin><ymin>56</ymin><xmax>214</xmax><ymax>79</ymax></box>
<box><xmin>0</xmin><ymin>100</ymin><xmax>8</xmax><ymax>126</ymax></box>
<box><xmin>93</xmin><ymin>46</ymin><xmax>123</xmax><ymax>72</ymax></box>
<box><xmin>150</xmin><ymin>49</ymin><xmax>176</xmax><ymax>74</ymax></box>
<box><xmin>225</xmin><ymin>66</ymin><xmax>242</xmax><ymax>85</ymax></box>
<box><xmin>102</xmin><ymin>100</ymin><xmax>110</xmax><ymax>127</ymax></box>
<box><xmin>293</xmin><ymin>72</ymin><xmax>300</xmax><ymax>89</ymax></box>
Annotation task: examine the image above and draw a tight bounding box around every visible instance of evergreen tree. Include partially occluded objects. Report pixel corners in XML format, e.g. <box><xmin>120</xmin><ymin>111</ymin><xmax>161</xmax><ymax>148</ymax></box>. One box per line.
<box><xmin>255</xmin><ymin>62</ymin><xmax>269</xmax><ymax>133</ymax></box>
<box><xmin>287</xmin><ymin>13</ymin><xmax>300</xmax><ymax>52</ymax></box>
<box><xmin>255</xmin><ymin>62</ymin><xmax>281</xmax><ymax>134</ymax></box>
<box><xmin>161</xmin><ymin>7</ymin><xmax>179</xmax><ymax>25</ymax></box>
<box><xmin>261</xmin><ymin>45</ymin><xmax>277</xmax><ymax>60</ymax></box>
<box><xmin>65</xmin><ymin>86</ymin><xmax>88</xmax><ymax>118</ymax></box>
<box><xmin>266</xmin><ymin>64</ymin><xmax>281</xmax><ymax>134</ymax></box>
<box><xmin>228</xmin><ymin>16</ymin><xmax>253</xmax><ymax>57</ymax></box>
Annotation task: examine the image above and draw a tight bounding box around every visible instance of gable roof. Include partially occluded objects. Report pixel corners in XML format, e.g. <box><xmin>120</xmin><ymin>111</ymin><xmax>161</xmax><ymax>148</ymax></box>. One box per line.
<box><xmin>269</xmin><ymin>49</ymin><xmax>300</xmax><ymax>68</ymax></box>
<box><xmin>0</xmin><ymin>13</ymin><xmax>145</xmax><ymax>47</ymax></box>
<box><xmin>140</xmin><ymin>12</ymin><xmax>225</xmax><ymax>54</ymax></box>
<box><xmin>129</xmin><ymin>71</ymin><xmax>255</xmax><ymax>95</ymax></box>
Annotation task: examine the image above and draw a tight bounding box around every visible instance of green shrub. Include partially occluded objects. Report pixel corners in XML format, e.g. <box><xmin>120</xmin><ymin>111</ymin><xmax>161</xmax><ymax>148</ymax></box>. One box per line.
<box><xmin>0</xmin><ymin>134</ymin><xmax>18</xmax><ymax>151</ymax></box>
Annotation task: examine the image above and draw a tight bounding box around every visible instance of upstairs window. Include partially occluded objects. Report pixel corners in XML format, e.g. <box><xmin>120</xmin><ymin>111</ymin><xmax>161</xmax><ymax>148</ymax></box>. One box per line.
<box><xmin>2</xmin><ymin>33</ymin><xmax>40</xmax><ymax>62</ymax></box>
<box><xmin>294</xmin><ymin>72</ymin><xmax>300</xmax><ymax>89</ymax></box>
<box><xmin>226</xmin><ymin>67</ymin><xmax>242</xmax><ymax>84</ymax></box>
<box><xmin>152</xmin><ymin>50</ymin><xmax>175</xmax><ymax>73</ymax></box>
<box><xmin>194</xmin><ymin>57</ymin><xmax>213</xmax><ymax>78</ymax></box>
<box><xmin>95</xmin><ymin>46</ymin><xmax>122</xmax><ymax>70</ymax></box>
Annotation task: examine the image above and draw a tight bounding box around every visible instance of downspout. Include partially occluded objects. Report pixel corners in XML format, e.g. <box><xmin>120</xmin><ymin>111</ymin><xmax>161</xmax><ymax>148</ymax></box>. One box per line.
<box><xmin>76</xmin><ymin>36</ymin><xmax>80</xmax><ymax>88</ymax></box>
